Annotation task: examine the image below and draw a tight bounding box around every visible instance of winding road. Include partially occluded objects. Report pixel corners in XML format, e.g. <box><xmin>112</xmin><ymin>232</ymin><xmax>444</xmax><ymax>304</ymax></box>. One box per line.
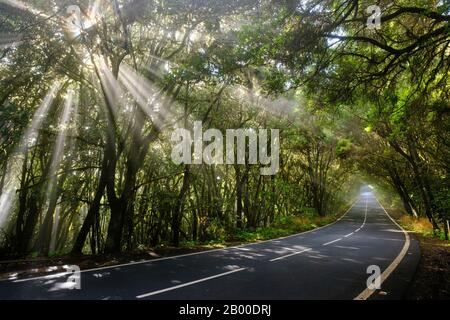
<box><xmin>0</xmin><ymin>191</ymin><xmax>420</xmax><ymax>300</ymax></box>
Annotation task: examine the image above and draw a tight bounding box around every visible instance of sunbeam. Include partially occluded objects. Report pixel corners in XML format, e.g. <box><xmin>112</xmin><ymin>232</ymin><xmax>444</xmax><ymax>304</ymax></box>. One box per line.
<box><xmin>47</xmin><ymin>90</ymin><xmax>74</xmax><ymax>188</ymax></box>
<box><xmin>48</xmin><ymin>204</ymin><xmax>61</xmax><ymax>253</ymax></box>
<box><xmin>142</xmin><ymin>53</ymin><xmax>175</xmax><ymax>79</ymax></box>
<box><xmin>20</xmin><ymin>83</ymin><xmax>62</xmax><ymax>152</ymax></box>
<box><xmin>0</xmin><ymin>0</ymin><xmax>50</xmax><ymax>19</ymax></box>
<box><xmin>97</xmin><ymin>57</ymin><xmax>124</xmax><ymax>118</ymax></box>
<box><xmin>0</xmin><ymin>82</ymin><xmax>61</xmax><ymax>231</ymax></box>
<box><xmin>119</xmin><ymin>63</ymin><xmax>173</xmax><ymax>129</ymax></box>
<box><xmin>43</xmin><ymin>90</ymin><xmax>74</xmax><ymax>253</ymax></box>
<box><xmin>90</xmin><ymin>0</ymin><xmax>102</xmax><ymax>14</ymax></box>
<box><xmin>0</xmin><ymin>33</ymin><xmax>23</xmax><ymax>50</ymax></box>
<box><xmin>233</xmin><ymin>85</ymin><xmax>297</xmax><ymax>117</ymax></box>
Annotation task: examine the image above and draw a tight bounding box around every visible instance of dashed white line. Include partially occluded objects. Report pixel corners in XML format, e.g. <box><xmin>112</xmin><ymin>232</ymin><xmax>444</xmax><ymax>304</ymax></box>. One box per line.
<box><xmin>136</xmin><ymin>268</ymin><xmax>247</xmax><ymax>299</ymax></box>
<box><xmin>269</xmin><ymin>248</ymin><xmax>312</xmax><ymax>262</ymax></box>
<box><xmin>323</xmin><ymin>238</ymin><xmax>343</xmax><ymax>246</ymax></box>
<box><xmin>267</xmin><ymin>199</ymin><xmax>360</xmax><ymax>261</ymax></box>
<box><xmin>8</xmin><ymin>199</ymin><xmax>361</xmax><ymax>284</ymax></box>
<box><xmin>322</xmin><ymin>198</ymin><xmax>368</xmax><ymax>246</ymax></box>
<box><xmin>344</xmin><ymin>232</ymin><xmax>354</xmax><ymax>238</ymax></box>
<box><xmin>361</xmin><ymin>200</ymin><xmax>368</xmax><ymax>227</ymax></box>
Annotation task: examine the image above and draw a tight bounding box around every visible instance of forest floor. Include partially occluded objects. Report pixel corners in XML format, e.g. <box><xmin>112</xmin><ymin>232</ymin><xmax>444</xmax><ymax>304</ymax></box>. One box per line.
<box><xmin>0</xmin><ymin>213</ymin><xmax>339</xmax><ymax>282</ymax></box>
<box><xmin>385</xmin><ymin>207</ymin><xmax>450</xmax><ymax>300</ymax></box>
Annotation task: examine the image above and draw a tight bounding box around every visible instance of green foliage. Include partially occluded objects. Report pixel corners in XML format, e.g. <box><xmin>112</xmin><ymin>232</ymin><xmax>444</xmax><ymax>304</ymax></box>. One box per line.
<box><xmin>230</xmin><ymin>213</ymin><xmax>339</xmax><ymax>243</ymax></box>
<box><xmin>336</xmin><ymin>138</ymin><xmax>352</xmax><ymax>158</ymax></box>
<box><xmin>1</xmin><ymin>0</ymin><xmax>449</xmax><ymax>258</ymax></box>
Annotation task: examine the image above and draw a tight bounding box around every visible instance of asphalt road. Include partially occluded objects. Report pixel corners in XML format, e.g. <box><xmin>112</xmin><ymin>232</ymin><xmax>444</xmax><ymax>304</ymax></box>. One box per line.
<box><xmin>0</xmin><ymin>191</ymin><xmax>420</xmax><ymax>300</ymax></box>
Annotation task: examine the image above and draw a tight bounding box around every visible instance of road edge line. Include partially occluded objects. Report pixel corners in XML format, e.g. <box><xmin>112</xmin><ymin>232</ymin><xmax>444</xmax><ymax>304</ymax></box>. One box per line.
<box><xmin>354</xmin><ymin>197</ymin><xmax>410</xmax><ymax>300</ymax></box>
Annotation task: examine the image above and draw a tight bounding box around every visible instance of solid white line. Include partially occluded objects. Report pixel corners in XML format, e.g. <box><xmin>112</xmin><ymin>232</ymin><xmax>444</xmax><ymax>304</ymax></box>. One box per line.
<box><xmin>354</xmin><ymin>197</ymin><xmax>411</xmax><ymax>300</ymax></box>
<box><xmin>269</xmin><ymin>248</ymin><xmax>312</xmax><ymax>262</ymax></box>
<box><xmin>10</xmin><ymin>199</ymin><xmax>360</xmax><ymax>283</ymax></box>
<box><xmin>136</xmin><ymin>268</ymin><xmax>246</xmax><ymax>299</ymax></box>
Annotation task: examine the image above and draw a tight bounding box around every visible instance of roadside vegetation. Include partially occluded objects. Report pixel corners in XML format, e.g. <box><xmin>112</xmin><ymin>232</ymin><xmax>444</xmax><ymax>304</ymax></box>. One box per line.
<box><xmin>185</xmin><ymin>210</ymin><xmax>342</xmax><ymax>246</ymax></box>
<box><xmin>405</xmin><ymin>235</ymin><xmax>450</xmax><ymax>299</ymax></box>
<box><xmin>0</xmin><ymin>204</ymin><xmax>347</xmax><ymax>281</ymax></box>
<box><xmin>376</xmin><ymin>188</ymin><xmax>450</xmax><ymax>299</ymax></box>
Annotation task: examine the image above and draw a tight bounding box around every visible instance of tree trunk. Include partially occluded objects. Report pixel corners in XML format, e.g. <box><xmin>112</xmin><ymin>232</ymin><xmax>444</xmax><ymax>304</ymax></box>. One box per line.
<box><xmin>172</xmin><ymin>166</ymin><xmax>190</xmax><ymax>247</ymax></box>
<box><xmin>235</xmin><ymin>166</ymin><xmax>243</xmax><ymax>229</ymax></box>
<box><xmin>71</xmin><ymin>155</ymin><xmax>108</xmax><ymax>254</ymax></box>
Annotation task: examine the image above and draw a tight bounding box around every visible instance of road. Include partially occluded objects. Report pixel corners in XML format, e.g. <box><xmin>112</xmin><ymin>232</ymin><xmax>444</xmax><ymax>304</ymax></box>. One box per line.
<box><xmin>0</xmin><ymin>191</ymin><xmax>420</xmax><ymax>300</ymax></box>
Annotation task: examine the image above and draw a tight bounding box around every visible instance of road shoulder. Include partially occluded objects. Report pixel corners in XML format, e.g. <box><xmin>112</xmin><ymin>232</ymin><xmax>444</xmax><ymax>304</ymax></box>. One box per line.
<box><xmin>380</xmin><ymin>205</ymin><xmax>450</xmax><ymax>299</ymax></box>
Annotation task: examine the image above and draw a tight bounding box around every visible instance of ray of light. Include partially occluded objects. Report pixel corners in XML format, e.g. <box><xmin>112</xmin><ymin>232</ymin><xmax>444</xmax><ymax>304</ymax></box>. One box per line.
<box><xmin>48</xmin><ymin>90</ymin><xmax>74</xmax><ymax>181</ymax></box>
<box><xmin>0</xmin><ymin>33</ymin><xmax>23</xmax><ymax>49</ymax></box>
<box><xmin>119</xmin><ymin>67</ymin><xmax>161</xmax><ymax>127</ymax></box>
<box><xmin>142</xmin><ymin>53</ymin><xmax>176</xmax><ymax>78</ymax></box>
<box><xmin>0</xmin><ymin>187</ymin><xmax>15</xmax><ymax>232</ymax></box>
<box><xmin>97</xmin><ymin>58</ymin><xmax>124</xmax><ymax>118</ymax></box>
<box><xmin>90</xmin><ymin>0</ymin><xmax>102</xmax><ymax>17</ymax></box>
<box><xmin>0</xmin><ymin>0</ymin><xmax>50</xmax><ymax>19</ymax></box>
<box><xmin>119</xmin><ymin>63</ymin><xmax>173</xmax><ymax>129</ymax></box>
<box><xmin>49</xmin><ymin>204</ymin><xmax>61</xmax><ymax>253</ymax></box>
<box><xmin>20</xmin><ymin>82</ymin><xmax>62</xmax><ymax>152</ymax></box>
<box><xmin>0</xmin><ymin>82</ymin><xmax>61</xmax><ymax>231</ymax></box>
<box><xmin>44</xmin><ymin>90</ymin><xmax>74</xmax><ymax>253</ymax></box>
<box><xmin>96</xmin><ymin>58</ymin><xmax>133</xmax><ymax>144</ymax></box>
<box><xmin>233</xmin><ymin>85</ymin><xmax>297</xmax><ymax>117</ymax></box>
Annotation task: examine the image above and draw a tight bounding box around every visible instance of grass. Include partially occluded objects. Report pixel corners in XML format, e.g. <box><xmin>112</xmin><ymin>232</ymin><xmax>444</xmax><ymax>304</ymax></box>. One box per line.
<box><xmin>177</xmin><ymin>213</ymin><xmax>341</xmax><ymax>248</ymax></box>
<box><xmin>382</xmin><ymin>206</ymin><xmax>450</xmax><ymax>299</ymax></box>
<box><xmin>399</xmin><ymin>215</ymin><xmax>435</xmax><ymax>236</ymax></box>
<box><xmin>230</xmin><ymin>215</ymin><xmax>339</xmax><ymax>243</ymax></box>
<box><xmin>398</xmin><ymin>215</ymin><xmax>449</xmax><ymax>241</ymax></box>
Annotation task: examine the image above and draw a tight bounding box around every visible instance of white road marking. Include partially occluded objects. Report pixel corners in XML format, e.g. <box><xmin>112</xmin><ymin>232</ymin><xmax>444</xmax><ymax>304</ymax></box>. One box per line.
<box><xmin>361</xmin><ymin>200</ymin><xmax>368</xmax><ymax>227</ymax></box>
<box><xmin>265</xmin><ymin>199</ymin><xmax>359</xmax><ymax>262</ymax></box>
<box><xmin>9</xmin><ymin>199</ymin><xmax>360</xmax><ymax>283</ymax></box>
<box><xmin>354</xmin><ymin>197</ymin><xmax>411</xmax><ymax>300</ymax></box>
<box><xmin>322</xmin><ymin>199</ymin><xmax>368</xmax><ymax>246</ymax></box>
<box><xmin>269</xmin><ymin>248</ymin><xmax>312</xmax><ymax>262</ymax></box>
<box><xmin>344</xmin><ymin>232</ymin><xmax>354</xmax><ymax>238</ymax></box>
<box><xmin>323</xmin><ymin>238</ymin><xmax>343</xmax><ymax>246</ymax></box>
<box><xmin>136</xmin><ymin>268</ymin><xmax>246</xmax><ymax>299</ymax></box>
